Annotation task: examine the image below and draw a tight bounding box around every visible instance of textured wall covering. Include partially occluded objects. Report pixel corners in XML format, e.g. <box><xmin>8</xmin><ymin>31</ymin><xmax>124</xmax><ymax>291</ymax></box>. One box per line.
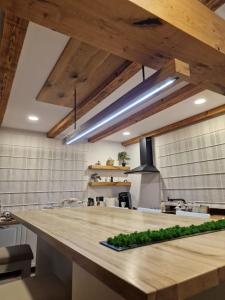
<box><xmin>0</xmin><ymin>128</ymin><xmax>88</xmax><ymax>211</ymax></box>
<box><xmin>155</xmin><ymin>115</ymin><xmax>225</xmax><ymax>206</ymax></box>
<box><xmin>0</xmin><ymin>128</ymin><xmax>126</xmax><ymax>211</ymax></box>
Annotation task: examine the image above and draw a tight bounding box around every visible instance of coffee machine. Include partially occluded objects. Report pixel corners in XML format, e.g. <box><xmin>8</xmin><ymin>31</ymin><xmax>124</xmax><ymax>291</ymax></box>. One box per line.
<box><xmin>118</xmin><ymin>192</ymin><xmax>132</xmax><ymax>209</ymax></box>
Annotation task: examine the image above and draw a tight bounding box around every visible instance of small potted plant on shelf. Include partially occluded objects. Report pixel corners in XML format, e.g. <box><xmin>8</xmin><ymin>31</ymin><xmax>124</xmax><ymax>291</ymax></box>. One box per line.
<box><xmin>118</xmin><ymin>151</ymin><xmax>130</xmax><ymax>167</ymax></box>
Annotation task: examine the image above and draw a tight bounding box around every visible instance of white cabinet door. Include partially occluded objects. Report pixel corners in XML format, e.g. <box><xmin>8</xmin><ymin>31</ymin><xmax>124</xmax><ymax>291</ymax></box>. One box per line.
<box><xmin>0</xmin><ymin>225</ymin><xmax>20</xmax><ymax>247</ymax></box>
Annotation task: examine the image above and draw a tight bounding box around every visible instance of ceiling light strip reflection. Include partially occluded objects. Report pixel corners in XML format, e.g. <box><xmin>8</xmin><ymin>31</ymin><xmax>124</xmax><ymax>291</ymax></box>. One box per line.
<box><xmin>65</xmin><ymin>77</ymin><xmax>177</xmax><ymax>144</ymax></box>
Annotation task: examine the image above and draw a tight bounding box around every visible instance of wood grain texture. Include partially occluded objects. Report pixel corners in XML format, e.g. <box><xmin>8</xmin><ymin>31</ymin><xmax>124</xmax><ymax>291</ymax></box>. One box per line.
<box><xmin>88</xmin><ymin>165</ymin><xmax>130</xmax><ymax>171</ymax></box>
<box><xmin>13</xmin><ymin>208</ymin><xmax>225</xmax><ymax>300</ymax></box>
<box><xmin>1</xmin><ymin>0</ymin><xmax>225</xmax><ymax>94</ymax></box>
<box><xmin>89</xmin><ymin>84</ymin><xmax>203</xmax><ymax>143</ymax></box>
<box><xmin>0</xmin><ymin>12</ymin><xmax>28</xmax><ymax>125</ymax></box>
<box><xmin>200</xmin><ymin>0</ymin><xmax>225</xmax><ymax>10</ymax></box>
<box><xmin>88</xmin><ymin>182</ymin><xmax>131</xmax><ymax>187</ymax></box>
<box><xmin>44</xmin><ymin>0</ymin><xmax>223</xmax><ymax>138</ymax></box>
<box><xmin>47</xmin><ymin>61</ymin><xmax>141</xmax><ymax>138</ymax></box>
<box><xmin>122</xmin><ymin>103</ymin><xmax>225</xmax><ymax>146</ymax></box>
<box><xmin>37</xmin><ymin>39</ymin><xmax>137</xmax><ymax>108</ymax></box>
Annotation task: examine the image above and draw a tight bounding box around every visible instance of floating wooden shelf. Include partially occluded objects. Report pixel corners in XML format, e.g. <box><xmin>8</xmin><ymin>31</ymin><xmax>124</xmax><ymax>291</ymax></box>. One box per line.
<box><xmin>88</xmin><ymin>165</ymin><xmax>130</xmax><ymax>171</ymax></box>
<box><xmin>89</xmin><ymin>182</ymin><xmax>131</xmax><ymax>187</ymax></box>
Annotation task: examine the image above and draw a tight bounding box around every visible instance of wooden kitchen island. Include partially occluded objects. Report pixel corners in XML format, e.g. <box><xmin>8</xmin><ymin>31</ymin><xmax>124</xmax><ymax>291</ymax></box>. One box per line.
<box><xmin>12</xmin><ymin>207</ymin><xmax>225</xmax><ymax>300</ymax></box>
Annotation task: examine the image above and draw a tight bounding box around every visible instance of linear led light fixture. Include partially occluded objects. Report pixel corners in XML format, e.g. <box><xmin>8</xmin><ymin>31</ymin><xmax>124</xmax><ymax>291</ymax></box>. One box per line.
<box><xmin>65</xmin><ymin>59</ymin><xmax>190</xmax><ymax>145</ymax></box>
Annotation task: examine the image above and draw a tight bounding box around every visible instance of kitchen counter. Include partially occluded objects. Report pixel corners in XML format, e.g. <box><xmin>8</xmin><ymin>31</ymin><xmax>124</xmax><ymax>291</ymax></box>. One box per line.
<box><xmin>0</xmin><ymin>218</ymin><xmax>18</xmax><ymax>226</ymax></box>
<box><xmin>12</xmin><ymin>207</ymin><xmax>225</xmax><ymax>300</ymax></box>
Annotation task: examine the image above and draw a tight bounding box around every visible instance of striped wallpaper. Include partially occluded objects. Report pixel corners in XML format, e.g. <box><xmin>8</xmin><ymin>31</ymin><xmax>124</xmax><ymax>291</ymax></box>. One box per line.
<box><xmin>155</xmin><ymin>115</ymin><xmax>225</xmax><ymax>206</ymax></box>
<box><xmin>0</xmin><ymin>128</ymin><xmax>88</xmax><ymax>211</ymax></box>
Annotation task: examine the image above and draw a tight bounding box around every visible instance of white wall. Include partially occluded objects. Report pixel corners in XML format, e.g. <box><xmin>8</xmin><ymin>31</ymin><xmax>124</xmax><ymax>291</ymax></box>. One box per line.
<box><xmin>0</xmin><ymin>128</ymin><xmax>127</xmax><ymax>211</ymax></box>
<box><xmin>126</xmin><ymin>143</ymin><xmax>160</xmax><ymax>208</ymax></box>
<box><xmin>155</xmin><ymin>114</ymin><xmax>225</xmax><ymax>206</ymax></box>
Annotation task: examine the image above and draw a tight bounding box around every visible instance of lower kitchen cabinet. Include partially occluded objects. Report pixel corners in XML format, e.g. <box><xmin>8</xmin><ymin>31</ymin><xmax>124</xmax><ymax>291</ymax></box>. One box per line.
<box><xmin>0</xmin><ymin>224</ymin><xmax>37</xmax><ymax>265</ymax></box>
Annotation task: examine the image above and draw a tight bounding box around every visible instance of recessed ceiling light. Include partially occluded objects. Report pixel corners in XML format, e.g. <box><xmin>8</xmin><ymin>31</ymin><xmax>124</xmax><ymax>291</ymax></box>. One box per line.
<box><xmin>194</xmin><ymin>98</ymin><xmax>206</xmax><ymax>105</ymax></box>
<box><xmin>28</xmin><ymin>115</ymin><xmax>39</xmax><ymax>121</ymax></box>
<box><xmin>123</xmin><ymin>131</ymin><xmax>130</xmax><ymax>136</ymax></box>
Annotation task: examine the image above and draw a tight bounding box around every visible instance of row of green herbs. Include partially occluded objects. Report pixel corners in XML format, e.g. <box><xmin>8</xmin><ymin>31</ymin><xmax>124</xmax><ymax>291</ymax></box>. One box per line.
<box><xmin>107</xmin><ymin>219</ymin><xmax>225</xmax><ymax>248</ymax></box>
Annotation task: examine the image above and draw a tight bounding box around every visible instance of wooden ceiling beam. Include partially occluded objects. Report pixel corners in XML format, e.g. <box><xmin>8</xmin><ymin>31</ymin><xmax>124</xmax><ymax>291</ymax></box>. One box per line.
<box><xmin>0</xmin><ymin>12</ymin><xmax>28</xmax><ymax>125</ymax></box>
<box><xmin>86</xmin><ymin>0</ymin><xmax>224</xmax><ymax>143</ymax></box>
<box><xmin>0</xmin><ymin>1</ymin><xmax>225</xmax><ymax>94</ymax></box>
<box><xmin>122</xmin><ymin>104</ymin><xmax>225</xmax><ymax>146</ymax></box>
<box><xmin>88</xmin><ymin>84</ymin><xmax>203</xmax><ymax>143</ymax></box>
<box><xmin>47</xmin><ymin>61</ymin><xmax>141</xmax><ymax>138</ymax></box>
<box><xmin>46</xmin><ymin>0</ymin><xmax>224</xmax><ymax>139</ymax></box>
<box><xmin>200</xmin><ymin>0</ymin><xmax>225</xmax><ymax>10</ymax></box>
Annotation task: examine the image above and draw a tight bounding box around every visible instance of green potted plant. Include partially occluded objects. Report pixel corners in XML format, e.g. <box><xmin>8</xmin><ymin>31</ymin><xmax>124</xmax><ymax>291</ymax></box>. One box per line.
<box><xmin>118</xmin><ymin>151</ymin><xmax>130</xmax><ymax>167</ymax></box>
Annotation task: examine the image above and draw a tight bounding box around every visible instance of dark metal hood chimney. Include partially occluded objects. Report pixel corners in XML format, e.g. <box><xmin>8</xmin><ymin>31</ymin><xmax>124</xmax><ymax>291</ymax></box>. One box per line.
<box><xmin>125</xmin><ymin>137</ymin><xmax>159</xmax><ymax>174</ymax></box>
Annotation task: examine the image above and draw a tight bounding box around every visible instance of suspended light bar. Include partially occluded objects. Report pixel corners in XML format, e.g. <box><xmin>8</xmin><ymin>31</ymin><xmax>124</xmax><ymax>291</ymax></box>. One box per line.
<box><xmin>65</xmin><ymin>59</ymin><xmax>190</xmax><ymax>145</ymax></box>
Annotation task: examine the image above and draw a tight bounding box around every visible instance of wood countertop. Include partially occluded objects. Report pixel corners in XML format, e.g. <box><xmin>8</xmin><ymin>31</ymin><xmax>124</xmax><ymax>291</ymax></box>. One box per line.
<box><xmin>12</xmin><ymin>208</ymin><xmax>225</xmax><ymax>300</ymax></box>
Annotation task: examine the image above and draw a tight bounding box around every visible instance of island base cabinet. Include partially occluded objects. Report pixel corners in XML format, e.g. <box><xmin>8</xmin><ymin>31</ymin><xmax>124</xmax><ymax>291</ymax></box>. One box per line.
<box><xmin>72</xmin><ymin>263</ymin><xmax>126</xmax><ymax>300</ymax></box>
<box><xmin>36</xmin><ymin>236</ymin><xmax>72</xmax><ymax>299</ymax></box>
<box><xmin>187</xmin><ymin>282</ymin><xmax>225</xmax><ymax>300</ymax></box>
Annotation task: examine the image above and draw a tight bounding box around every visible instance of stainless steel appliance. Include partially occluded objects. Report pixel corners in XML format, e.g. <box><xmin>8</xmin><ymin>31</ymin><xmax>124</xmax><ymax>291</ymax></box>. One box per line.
<box><xmin>118</xmin><ymin>192</ymin><xmax>132</xmax><ymax>209</ymax></box>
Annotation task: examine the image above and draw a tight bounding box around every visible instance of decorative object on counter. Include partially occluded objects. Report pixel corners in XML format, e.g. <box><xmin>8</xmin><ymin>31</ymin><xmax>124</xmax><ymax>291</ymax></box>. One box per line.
<box><xmin>95</xmin><ymin>160</ymin><xmax>101</xmax><ymax>165</ymax></box>
<box><xmin>1</xmin><ymin>211</ymin><xmax>13</xmax><ymax>222</ymax></box>
<box><xmin>118</xmin><ymin>192</ymin><xmax>132</xmax><ymax>209</ymax></box>
<box><xmin>61</xmin><ymin>198</ymin><xmax>84</xmax><ymax>208</ymax></box>
<box><xmin>110</xmin><ymin>176</ymin><xmax>114</xmax><ymax>182</ymax></box>
<box><xmin>96</xmin><ymin>196</ymin><xmax>104</xmax><ymax>207</ymax></box>
<box><xmin>2</xmin><ymin>210</ymin><xmax>12</xmax><ymax>221</ymax></box>
<box><xmin>0</xmin><ymin>210</ymin><xmax>16</xmax><ymax>224</ymax></box>
<box><xmin>106</xmin><ymin>157</ymin><xmax>114</xmax><ymax>166</ymax></box>
<box><xmin>118</xmin><ymin>151</ymin><xmax>130</xmax><ymax>167</ymax></box>
<box><xmin>105</xmin><ymin>197</ymin><xmax>116</xmax><ymax>207</ymax></box>
<box><xmin>87</xmin><ymin>198</ymin><xmax>95</xmax><ymax>206</ymax></box>
<box><xmin>101</xmin><ymin>219</ymin><xmax>225</xmax><ymax>252</ymax></box>
<box><xmin>90</xmin><ymin>173</ymin><xmax>101</xmax><ymax>182</ymax></box>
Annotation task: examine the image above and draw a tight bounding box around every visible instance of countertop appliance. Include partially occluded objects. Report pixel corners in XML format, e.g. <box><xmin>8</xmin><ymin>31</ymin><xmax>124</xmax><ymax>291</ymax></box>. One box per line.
<box><xmin>125</xmin><ymin>137</ymin><xmax>159</xmax><ymax>174</ymax></box>
<box><xmin>118</xmin><ymin>192</ymin><xmax>132</xmax><ymax>209</ymax></box>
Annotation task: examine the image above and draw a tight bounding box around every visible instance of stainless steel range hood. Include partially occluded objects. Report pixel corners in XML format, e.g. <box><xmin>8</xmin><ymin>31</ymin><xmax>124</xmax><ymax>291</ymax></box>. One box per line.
<box><xmin>125</xmin><ymin>137</ymin><xmax>159</xmax><ymax>174</ymax></box>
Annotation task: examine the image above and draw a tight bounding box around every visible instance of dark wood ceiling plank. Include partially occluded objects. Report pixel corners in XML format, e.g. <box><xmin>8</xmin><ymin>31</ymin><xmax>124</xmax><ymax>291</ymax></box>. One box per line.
<box><xmin>0</xmin><ymin>12</ymin><xmax>28</xmax><ymax>125</ymax></box>
<box><xmin>47</xmin><ymin>61</ymin><xmax>141</xmax><ymax>138</ymax></box>
<box><xmin>88</xmin><ymin>84</ymin><xmax>203</xmax><ymax>143</ymax></box>
<box><xmin>37</xmin><ymin>38</ymin><xmax>113</xmax><ymax>108</ymax></box>
<box><xmin>200</xmin><ymin>0</ymin><xmax>225</xmax><ymax>10</ymax></box>
<box><xmin>122</xmin><ymin>104</ymin><xmax>225</xmax><ymax>146</ymax></box>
